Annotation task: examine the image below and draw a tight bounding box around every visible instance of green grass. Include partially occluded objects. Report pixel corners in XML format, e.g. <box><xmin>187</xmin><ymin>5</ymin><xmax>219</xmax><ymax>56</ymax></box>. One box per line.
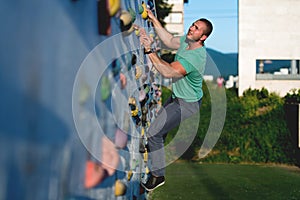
<box><xmin>150</xmin><ymin>162</ymin><xmax>300</xmax><ymax>200</ymax></box>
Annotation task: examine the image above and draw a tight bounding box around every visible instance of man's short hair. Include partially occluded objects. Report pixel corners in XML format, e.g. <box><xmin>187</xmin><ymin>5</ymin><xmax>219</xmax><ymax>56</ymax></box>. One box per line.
<box><xmin>198</xmin><ymin>18</ymin><xmax>213</xmax><ymax>37</ymax></box>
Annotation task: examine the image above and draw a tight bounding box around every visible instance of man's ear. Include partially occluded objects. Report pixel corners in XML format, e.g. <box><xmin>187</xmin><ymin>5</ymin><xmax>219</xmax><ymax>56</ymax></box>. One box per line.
<box><xmin>200</xmin><ymin>34</ymin><xmax>207</xmax><ymax>42</ymax></box>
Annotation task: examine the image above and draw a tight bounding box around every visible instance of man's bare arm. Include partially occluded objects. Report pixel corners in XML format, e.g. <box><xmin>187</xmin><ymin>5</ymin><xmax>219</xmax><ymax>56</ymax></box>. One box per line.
<box><xmin>139</xmin><ymin>28</ymin><xmax>185</xmax><ymax>78</ymax></box>
<box><xmin>147</xmin><ymin>9</ymin><xmax>180</xmax><ymax>50</ymax></box>
<box><xmin>147</xmin><ymin>52</ymin><xmax>186</xmax><ymax>78</ymax></box>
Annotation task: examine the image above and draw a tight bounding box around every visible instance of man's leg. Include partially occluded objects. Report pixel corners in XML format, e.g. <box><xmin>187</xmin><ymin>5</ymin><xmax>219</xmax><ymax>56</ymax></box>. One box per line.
<box><xmin>147</xmin><ymin>97</ymin><xmax>201</xmax><ymax>176</ymax></box>
<box><xmin>147</xmin><ymin>97</ymin><xmax>181</xmax><ymax>177</ymax></box>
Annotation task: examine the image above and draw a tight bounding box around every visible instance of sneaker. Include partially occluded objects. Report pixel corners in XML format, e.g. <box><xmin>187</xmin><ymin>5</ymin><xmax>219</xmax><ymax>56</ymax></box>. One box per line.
<box><xmin>141</xmin><ymin>174</ymin><xmax>165</xmax><ymax>191</ymax></box>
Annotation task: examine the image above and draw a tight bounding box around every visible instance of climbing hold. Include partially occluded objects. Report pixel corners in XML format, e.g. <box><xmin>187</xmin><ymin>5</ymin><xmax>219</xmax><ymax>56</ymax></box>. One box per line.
<box><xmin>145</xmin><ymin>166</ymin><xmax>150</xmax><ymax>174</ymax></box>
<box><xmin>128</xmin><ymin>97</ymin><xmax>136</xmax><ymax>105</ymax></box>
<box><xmin>152</xmin><ymin>82</ymin><xmax>158</xmax><ymax>90</ymax></box>
<box><xmin>141</xmin><ymin>106</ymin><xmax>148</xmax><ymax>127</ymax></box>
<box><xmin>114</xmin><ymin>128</ymin><xmax>128</xmax><ymax>149</ymax></box>
<box><xmin>124</xmin><ymin>53</ymin><xmax>132</xmax><ymax>71</ymax></box>
<box><xmin>97</xmin><ymin>0</ymin><xmax>111</xmax><ymax>35</ymax></box>
<box><xmin>122</xmin><ymin>25</ymin><xmax>135</xmax><ymax>36</ymax></box>
<box><xmin>120</xmin><ymin>9</ymin><xmax>136</xmax><ymax>36</ymax></box>
<box><xmin>147</xmin><ymin>0</ymin><xmax>154</xmax><ymax>10</ymax></box>
<box><xmin>144</xmin><ymin>84</ymin><xmax>150</xmax><ymax>94</ymax></box>
<box><xmin>84</xmin><ymin>160</ymin><xmax>107</xmax><ymax>189</ymax></box>
<box><xmin>143</xmin><ymin>149</ymin><xmax>148</xmax><ymax>162</ymax></box>
<box><xmin>139</xmin><ymin>92</ymin><xmax>148</xmax><ymax>108</ymax></box>
<box><xmin>111</xmin><ymin>59</ymin><xmax>121</xmax><ymax>77</ymax></box>
<box><xmin>139</xmin><ymin>127</ymin><xmax>146</xmax><ymax>153</ymax></box>
<box><xmin>134</xmin><ymin>29</ymin><xmax>140</xmax><ymax>36</ymax></box>
<box><xmin>139</xmin><ymin>89</ymin><xmax>146</xmax><ymax>102</ymax></box>
<box><xmin>135</xmin><ymin>65</ymin><xmax>142</xmax><ymax>80</ymax></box>
<box><xmin>131</xmin><ymin>53</ymin><xmax>137</xmax><ymax>66</ymax></box>
<box><xmin>129</xmin><ymin>97</ymin><xmax>141</xmax><ymax>126</ymax></box>
<box><xmin>127</xmin><ymin>170</ymin><xmax>133</xmax><ymax>181</ymax></box>
<box><xmin>108</xmin><ymin>0</ymin><xmax>120</xmax><ymax>16</ymax></box>
<box><xmin>141</xmin><ymin>74</ymin><xmax>147</xmax><ymax>83</ymax></box>
<box><xmin>130</xmin><ymin>105</ymin><xmax>139</xmax><ymax>117</ymax></box>
<box><xmin>156</xmin><ymin>88</ymin><xmax>162</xmax><ymax>97</ymax></box>
<box><xmin>149</xmin><ymin>32</ymin><xmax>155</xmax><ymax>38</ymax></box>
<box><xmin>128</xmin><ymin>8</ymin><xmax>136</xmax><ymax>23</ymax></box>
<box><xmin>138</xmin><ymin>4</ymin><xmax>144</xmax><ymax>14</ymax></box>
<box><xmin>120</xmin><ymin>10</ymin><xmax>133</xmax><ymax>32</ymax></box>
<box><xmin>119</xmin><ymin>73</ymin><xmax>126</xmax><ymax>89</ymax></box>
<box><xmin>131</xmin><ymin>159</ymin><xmax>139</xmax><ymax>170</ymax></box>
<box><xmin>79</xmin><ymin>82</ymin><xmax>90</xmax><ymax>105</ymax></box>
<box><xmin>100</xmin><ymin>76</ymin><xmax>111</xmax><ymax>101</ymax></box>
<box><xmin>141</xmin><ymin>3</ymin><xmax>148</xmax><ymax>19</ymax></box>
<box><xmin>101</xmin><ymin>136</ymin><xmax>119</xmax><ymax>176</ymax></box>
<box><xmin>115</xmin><ymin>180</ymin><xmax>127</xmax><ymax>196</ymax></box>
<box><xmin>144</xmin><ymin>64</ymin><xmax>149</xmax><ymax>73</ymax></box>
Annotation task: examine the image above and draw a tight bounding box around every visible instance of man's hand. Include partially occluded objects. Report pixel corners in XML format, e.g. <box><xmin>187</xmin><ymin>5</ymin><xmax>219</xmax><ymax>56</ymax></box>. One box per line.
<box><xmin>146</xmin><ymin>8</ymin><xmax>156</xmax><ymax>22</ymax></box>
<box><xmin>139</xmin><ymin>28</ymin><xmax>153</xmax><ymax>51</ymax></box>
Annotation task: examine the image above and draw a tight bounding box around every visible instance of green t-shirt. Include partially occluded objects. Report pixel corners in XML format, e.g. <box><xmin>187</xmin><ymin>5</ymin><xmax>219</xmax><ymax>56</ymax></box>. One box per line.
<box><xmin>172</xmin><ymin>35</ymin><xmax>206</xmax><ymax>102</ymax></box>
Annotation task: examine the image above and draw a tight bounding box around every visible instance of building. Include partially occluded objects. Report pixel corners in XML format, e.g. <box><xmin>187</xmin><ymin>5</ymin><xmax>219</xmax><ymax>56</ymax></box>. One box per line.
<box><xmin>238</xmin><ymin>0</ymin><xmax>300</xmax><ymax>97</ymax></box>
<box><xmin>164</xmin><ymin>0</ymin><xmax>186</xmax><ymax>36</ymax></box>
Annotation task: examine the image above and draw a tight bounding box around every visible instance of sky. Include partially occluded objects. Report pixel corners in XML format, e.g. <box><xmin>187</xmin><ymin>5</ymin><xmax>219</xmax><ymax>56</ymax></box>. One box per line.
<box><xmin>184</xmin><ymin>0</ymin><xmax>238</xmax><ymax>53</ymax></box>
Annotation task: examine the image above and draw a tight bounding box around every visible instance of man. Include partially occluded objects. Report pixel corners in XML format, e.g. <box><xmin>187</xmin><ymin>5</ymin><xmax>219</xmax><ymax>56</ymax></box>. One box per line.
<box><xmin>138</xmin><ymin>9</ymin><xmax>213</xmax><ymax>191</ymax></box>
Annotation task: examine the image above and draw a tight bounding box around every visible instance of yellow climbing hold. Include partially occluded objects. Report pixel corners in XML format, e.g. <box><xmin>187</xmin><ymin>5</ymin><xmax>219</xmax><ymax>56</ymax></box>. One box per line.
<box><xmin>115</xmin><ymin>180</ymin><xmax>126</xmax><ymax>196</ymax></box>
<box><xmin>141</xmin><ymin>3</ymin><xmax>148</xmax><ymax>19</ymax></box>
<box><xmin>108</xmin><ymin>0</ymin><xmax>120</xmax><ymax>16</ymax></box>
<box><xmin>131</xmin><ymin>108</ymin><xmax>139</xmax><ymax>117</ymax></box>
<box><xmin>135</xmin><ymin>29</ymin><xmax>140</xmax><ymax>36</ymax></box>
<box><xmin>127</xmin><ymin>170</ymin><xmax>133</xmax><ymax>181</ymax></box>
<box><xmin>143</xmin><ymin>149</ymin><xmax>148</xmax><ymax>162</ymax></box>
<box><xmin>135</xmin><ymin>65</ymin><xmax>142</xmax><ymax>80</ymax></box>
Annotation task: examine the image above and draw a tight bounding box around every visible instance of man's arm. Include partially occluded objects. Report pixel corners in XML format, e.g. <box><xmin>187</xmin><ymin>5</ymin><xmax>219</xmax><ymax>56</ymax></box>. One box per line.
<box><xmin>147</xmin><ymin>53</ymin><xmax>186</xmax><ymax>78</ymax></box>
<box><xmin>147</xmin><ymin>9</ymin><xmax>181</xmax><ymax>50</ymax></box>
<box><xmin>139</xmin><ymin>28</ymin><xmax>186</xmax><ymax>78</ymax></box>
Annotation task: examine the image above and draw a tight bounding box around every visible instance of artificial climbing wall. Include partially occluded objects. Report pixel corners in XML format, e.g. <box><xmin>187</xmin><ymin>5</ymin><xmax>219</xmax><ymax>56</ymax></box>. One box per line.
<box><xmin>72</xmin><ymin>0</ymin><xmax>163</xmax><ymax>199</ymax></box>
<box><xmin>0</xmin><ymin>0</ymin><xmax>163</xmax><ymax>199</ymax></box>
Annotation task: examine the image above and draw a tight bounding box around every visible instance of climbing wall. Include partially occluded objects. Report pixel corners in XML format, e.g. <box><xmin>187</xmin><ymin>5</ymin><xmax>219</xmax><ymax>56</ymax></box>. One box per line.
<box><xmin>71</xmin><ymin>0</ymin><xmax>162</xmax><ymax>199</ymax></box>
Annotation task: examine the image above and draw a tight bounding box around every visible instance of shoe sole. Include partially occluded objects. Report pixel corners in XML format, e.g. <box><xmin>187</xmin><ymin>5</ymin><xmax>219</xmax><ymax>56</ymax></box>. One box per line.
<box><xmin>141</xmin><ymin>181</ymin><xmax>165</xmax><ymax>192</ymax></box>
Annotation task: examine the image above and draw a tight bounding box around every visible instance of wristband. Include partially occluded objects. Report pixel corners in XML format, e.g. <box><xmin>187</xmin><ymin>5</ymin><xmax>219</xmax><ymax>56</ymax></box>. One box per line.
<box><xmin>144</xmin><ymin>48</ymin><xmax>155</xmax><ymax>54</ymax></box>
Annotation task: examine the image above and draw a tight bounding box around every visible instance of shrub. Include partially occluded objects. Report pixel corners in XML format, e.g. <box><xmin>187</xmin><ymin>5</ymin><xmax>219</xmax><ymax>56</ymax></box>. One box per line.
<box><xmin>284</xmin><ymin>88</ymin><xmax>300</xmax><ymax>104</ymax></box>
<box><xmin>196</xmin><ymin>87</ymin><xmax>295</xmax><ymax>164</ymax></box>
<box><xmin>162</xmin><ymin>85</ymin><xmax>296</xmax><ymax>165</ymax></box>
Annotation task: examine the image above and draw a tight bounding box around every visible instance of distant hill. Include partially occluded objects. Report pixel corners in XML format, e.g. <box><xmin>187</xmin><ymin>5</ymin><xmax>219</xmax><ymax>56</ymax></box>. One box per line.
<box><xmin>162</xmin><ymin>48</ymin><xmax>293</xmax><ymax>79</ymax></box>
<box><xmin>193</xmin><ymin>48</ymin><xmax>293</xmax><ymax>78</ymax></box>
<box><xmin>206</xmin><ymin>48</ymin><xmax>238</xmax><ymax>79</ymax></box>
<box><xmin>161</xmin><ymin>48</ymin><xmax>239</xmax><ymax>78</ymax></box>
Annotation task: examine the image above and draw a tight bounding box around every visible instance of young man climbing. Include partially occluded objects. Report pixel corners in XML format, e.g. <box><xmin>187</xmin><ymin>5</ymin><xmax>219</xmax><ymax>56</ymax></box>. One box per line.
<box><xmin>138</xmin><ymin>9</ymin><xmax>213</xmax><ymax>191</ymax></box>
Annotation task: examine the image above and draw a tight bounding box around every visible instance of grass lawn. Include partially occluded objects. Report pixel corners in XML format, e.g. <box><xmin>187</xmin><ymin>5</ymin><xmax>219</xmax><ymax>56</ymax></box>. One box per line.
<box><xmin>150</xmin><ymin>162</ymin><xmax>300</xmax><ymax>200</ymax></box>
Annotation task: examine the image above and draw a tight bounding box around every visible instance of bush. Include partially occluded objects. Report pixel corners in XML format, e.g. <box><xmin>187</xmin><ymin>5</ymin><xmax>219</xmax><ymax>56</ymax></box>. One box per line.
<box><xmin>284</xmin><ymin>88</ymin><xmax>300</xmax><ymax>104</ymax></box>
<box><xmin>195</xmin><ymin>87</ymin><xmax>295</xmax><ymax>164</ymax></box>
<box><xmin>162</xmin><ymin>85</ymin><xmax>296</xmax><ymax>165</ymax></box>
<box><xmin>283</xmin><ymin>89</ymin><xmax>300</xmax><ymax>166</ymax></box>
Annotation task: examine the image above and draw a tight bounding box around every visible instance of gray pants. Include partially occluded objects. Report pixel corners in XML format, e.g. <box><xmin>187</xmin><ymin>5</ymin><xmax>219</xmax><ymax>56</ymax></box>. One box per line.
<box><xmin>147</xmin><ymin>96</ymin><xmax>201</xmax><ymax>176</ymax></box>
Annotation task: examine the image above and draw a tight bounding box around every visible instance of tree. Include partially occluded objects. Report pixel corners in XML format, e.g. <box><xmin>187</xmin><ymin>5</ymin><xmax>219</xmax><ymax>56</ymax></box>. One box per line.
<box><xmin>155</xmin><ymin>0</ymin><xmax>173</xmax><ymax>27</ymax></box>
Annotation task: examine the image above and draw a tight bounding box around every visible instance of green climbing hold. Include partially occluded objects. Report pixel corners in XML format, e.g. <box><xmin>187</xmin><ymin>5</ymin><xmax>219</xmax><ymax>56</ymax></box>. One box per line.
<box><xmin>101</xmin><ymin>76</ymin><xmax>111</xmax><ymax>101</ymax></box>
<box><xmin>128</xmin><ymin>8</ymin><xmax>136</xmax><ymax>23</ymax></box>
<box><xmin>138</xmin><ymin>4</ymin><xmax>144</xmax><ymax>14</ymax></box>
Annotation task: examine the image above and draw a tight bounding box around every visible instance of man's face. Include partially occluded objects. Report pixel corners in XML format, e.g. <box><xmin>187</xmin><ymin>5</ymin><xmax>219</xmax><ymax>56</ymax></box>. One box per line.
<box><xmin>187</xmin><ymin>20</ymin><xmax>207</xmax><ymax>42</ymax></box>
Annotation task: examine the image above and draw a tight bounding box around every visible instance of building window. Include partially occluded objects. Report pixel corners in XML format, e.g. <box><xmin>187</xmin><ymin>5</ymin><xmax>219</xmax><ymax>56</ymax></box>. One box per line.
<box><xmin>256</xmin><ymin>59</ymin><xmax>300</xmax><ymax>80</ymax></box>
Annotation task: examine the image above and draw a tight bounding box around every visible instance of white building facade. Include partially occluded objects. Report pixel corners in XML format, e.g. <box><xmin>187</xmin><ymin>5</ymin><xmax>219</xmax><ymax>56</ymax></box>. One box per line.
<box><xmin>238</xmin><ymin>0</ymin><xmax>300</xmax><ymax>96</ymax></box>
<box><xmin>164</xmin><ymin>0</ymin><xmax>185</xmax><ymax>36</ymax></box>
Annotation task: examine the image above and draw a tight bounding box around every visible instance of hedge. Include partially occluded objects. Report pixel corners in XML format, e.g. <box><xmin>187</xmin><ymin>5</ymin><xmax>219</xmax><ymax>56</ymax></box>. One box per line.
<box><xmin>163</xmin><ymin>84</ymin><xmax>298</xmax><ymax>165</ymax></box>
